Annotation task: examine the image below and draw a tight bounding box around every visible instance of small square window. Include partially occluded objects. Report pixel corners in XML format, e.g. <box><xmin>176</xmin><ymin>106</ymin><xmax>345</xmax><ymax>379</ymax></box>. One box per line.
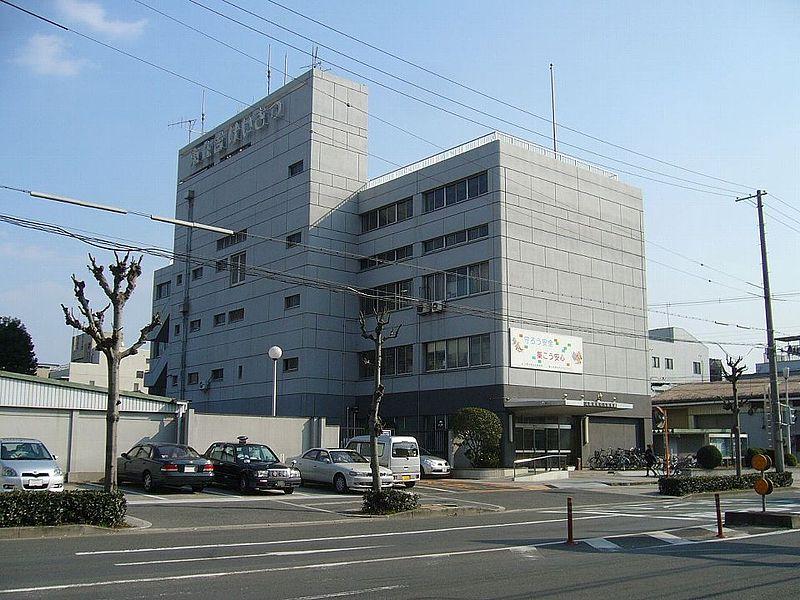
<box><xmin>174</xmin><ymin>324</ymin><xmax>181</xmax><ymax>337</ymax></box>
<box><xmin>652</xmin><ymin>356</ymin><xmax>660</xmax><ymax>368</ymax></box>
<box><xmin>192</xmin><ymin>267</ymin><xmax>203</xmax><ymax>280</ymax></box>
<box><xmin>284</xmin><ymin>294</ymin><xmax>300</xmax><ymax>310</ymax></box>
<box><xmin>216</xmin><ymin>259</ymin><xmax>227</xmax><ymax>272</ymax></box>
<box><xmin>170</xmin><ymin>375</ymin><xmax>178</xmax><ymax>387</ymax></box>
<box><xmin>176</xmin><ymin>274</ymin><xmax>183</xmax><ymax>286</ymax></box>
<box><xmin>136</xmin><ymin>370</ymin><xmax>145</xmax><ymax>378</ymax></box>
<box><xmin>283</xmin><ymin>357</ymin><xmax>299</xmax><ymax>372</ymax></box>
<box><xmin>133</xmin><ymin>383</ymin><xmax>140</xmax><ymax>392</ymax></box>
<box><xmin>238</xmin><ymin>365</ymin><xmax>243</xmax><ymax>379</ymax></box>
<box><xmin>189</xmin><ymin>319</ymin><xmax>201</xmax><ymax>332</ymax></box>
<box><xmin>188</xmin><ymin>372</ymin><xmax>199</xmax><ymax>385</ymax></box>
<box><xmin>213</xmin><ymin>313</ymin><xmax>226</xmax><ymax>327</ymax></box>
<box><xmin>665</xmin><ymin>358</ymin><xmax>674</xmax><ymax>370</ymax></box>
<box><xmin>228</xmin><ymin>308</ymin><xmax>245</xmax><ymax>322</ymax></box>
<box><xmin>288</xmin><ymin>160</ymin><xmax>304</xmax><ymax>177</ymax></box>
<box><xmin>693</xmin><ymin>361</ymin><xmax>702</xmax><ymax>375</ymax></box>
<box><xmin>211</xmin><ymin>368</ymin><xmax>224</xmax><ymax>381</ymax></box>
<box><xmin>286</xmin><ymin>231</ymin><xmax>302</xmax><ymax>248</ymax></box>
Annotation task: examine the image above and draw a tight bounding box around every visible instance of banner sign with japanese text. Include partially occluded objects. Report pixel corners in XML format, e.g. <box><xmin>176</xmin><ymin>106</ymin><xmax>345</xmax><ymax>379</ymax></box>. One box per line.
<box><xmin>509</xmin><ymin>328</ymin><xmax>584</xmax><ymax>374</ymax></box>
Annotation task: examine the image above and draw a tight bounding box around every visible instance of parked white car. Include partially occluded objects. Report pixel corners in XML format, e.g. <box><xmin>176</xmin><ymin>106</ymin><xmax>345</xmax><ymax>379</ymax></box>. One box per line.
<box><xmin>346</xmin><ymin>434</ymin><xmax>421</xmax><ymax>487</ymax></box>
<box><xmin>420</xmin><ymin>448</ymin><xmax>451</xmax><ymax>478</ymax></box>
<box><xmin>292</xmin><ymin>448</ymin><xmax>393</xmax><ymax>493</ymax></box>
<box><xmin>1</xmin><ymin>438</ymin><xmax>64</xmax><ymax>492</ymax></box>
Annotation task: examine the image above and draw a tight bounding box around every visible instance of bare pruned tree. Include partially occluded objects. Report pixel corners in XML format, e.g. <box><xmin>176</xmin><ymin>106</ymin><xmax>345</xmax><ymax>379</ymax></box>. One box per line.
<box><xmin>721</xmin><ymin>355</ymin><xmax>747</xmax><ymax>477</ymax></box>
<box><xmin>359</xmin><ymin>307</ymin><xmax>400</xmax><ymax>492</ymax></box>
<box><xmin>61</xmin><ymin>252</ymin><xmax>160</xmax><ymax>492</ymax></box>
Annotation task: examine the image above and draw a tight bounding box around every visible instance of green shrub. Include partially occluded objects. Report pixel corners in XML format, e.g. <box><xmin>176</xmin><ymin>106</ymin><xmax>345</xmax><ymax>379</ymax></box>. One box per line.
<box><xmin>452</xmin><ymin>407</ymin><xmax>502</xmax><ymax>468</ymax></box>
<box><xmin>362</xmin><ymin>489</ymin><xmax>420</xmax><ymax>515</ymax></box>
<box><xmin>785</xmin><ymin>453</ymin><xmax>798</xmax><ymax>467</ymax></box>
<box><xmin>658</xmin><ymin>471</ymin><xmax>793</xmax><ymax>496</ymax></box>
<box><xmin>0</xmin><ymin>490</ymin><xmax>126</xmax><ymax>528</ymax></box>
<box><xmin>745</xmin><ymin>447</ymin><xmax>765</xmax><ymax>467</ymax></box>
<box><xmin>696</xmin><ymin>445</ymin><xmax>723</xmax><ymax>469</ymax></box>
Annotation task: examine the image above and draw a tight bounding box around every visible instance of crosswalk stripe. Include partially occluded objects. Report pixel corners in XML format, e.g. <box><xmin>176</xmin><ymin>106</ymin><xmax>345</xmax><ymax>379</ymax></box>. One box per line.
<box><xmin>649</xmin><ymin>531</ymin><xmax>693</xmax><ymax>545</ymax></box>
<box><xmin>584</xmin><ymin>538</ymin><xmax>622</xmax><ymax>551</ymax></box>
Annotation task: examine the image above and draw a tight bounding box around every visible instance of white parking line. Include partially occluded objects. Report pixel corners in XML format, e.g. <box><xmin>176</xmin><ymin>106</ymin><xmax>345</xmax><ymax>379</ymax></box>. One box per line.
<box><xmin>270</xmin><ymin>498</ymin><xmax>340</xmax><ymax>515</ymax></box>
<box><xmin>584</xmin><ymin>537</ymin><xmax>622</xmax><ymax>551</ymax></box>
<box><xmin>649</xmin><ymin>531</ymin><xmax>693</xmax><ymax>545</ymax></box>
<box><xmin>282</xmin><ymin>586</ymin><xmax>404</xmax><ymax>600</ymax></box>
<box><xmin>82</xmin><ymin>482</ymin><xmax>166</xmax><ymax>501</ymax></box>
<box><xmin>115</xmin><ymin>545</ymin><xmax>387</xmax><ymax>567</ymax></box>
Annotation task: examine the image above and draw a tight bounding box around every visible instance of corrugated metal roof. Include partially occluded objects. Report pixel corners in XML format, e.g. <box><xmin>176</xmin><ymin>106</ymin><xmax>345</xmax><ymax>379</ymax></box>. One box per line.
<box><xmin>0</xmin><ymin>370</ymin><xmax>180</xmax><ymax>414</ymax></box>
<box><xmin>654</xmin><ymin>376</ymin><xmax>800</xmax><ymax>405</ymax></box>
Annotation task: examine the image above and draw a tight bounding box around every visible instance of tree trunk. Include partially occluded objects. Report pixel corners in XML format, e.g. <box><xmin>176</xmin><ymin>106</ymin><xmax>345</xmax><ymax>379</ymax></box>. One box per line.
<box><xmin>104</xmin><ymin>352</ymin><xmax>120</xmax><ymax>492</ymax></box>
<box><xmin>732</xmin><ymin>380</ymin><xmax>742</xmax><ymax>477</ymax></box>
<box><xmin>369</xmin><ymin>335</ymin><xmax>383</xmax><ymax>493</ymax></box>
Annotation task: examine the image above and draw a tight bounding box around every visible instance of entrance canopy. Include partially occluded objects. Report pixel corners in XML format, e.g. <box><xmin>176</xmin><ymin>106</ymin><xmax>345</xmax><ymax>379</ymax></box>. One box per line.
<box><xmin>505</xmin><ymin>397</ymin><xmax>633</xmax><ymax>416</ymax></box>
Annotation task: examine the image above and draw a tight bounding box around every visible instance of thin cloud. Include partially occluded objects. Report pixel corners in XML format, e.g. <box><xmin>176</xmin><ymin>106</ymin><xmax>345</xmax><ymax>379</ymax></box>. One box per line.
<box><xmin>13</xmin><ymin>34</ymin><xmax>88</xmax><ymax>77</ymax></box>
<box><xmin>56</xmin><ymin>0</ymin><xmax>146</xmax><ymax>38</ymax></box>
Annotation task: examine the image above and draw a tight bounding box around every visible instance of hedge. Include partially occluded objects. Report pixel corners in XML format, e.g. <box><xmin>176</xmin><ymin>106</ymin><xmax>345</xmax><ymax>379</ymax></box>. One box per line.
<box><xmin>0</xmin><ymin>490</ymin><xmax>126</xmax><ymax>528</ymax></box>
<box><xmin>659</xmin><ymin>471</ymin><xmax>793</xmax><ymax>497</ymax></box>
<box><xmin>362</xmin><ymin>489</ymin><xmax>420</xmax><ymax>515</ymax></box>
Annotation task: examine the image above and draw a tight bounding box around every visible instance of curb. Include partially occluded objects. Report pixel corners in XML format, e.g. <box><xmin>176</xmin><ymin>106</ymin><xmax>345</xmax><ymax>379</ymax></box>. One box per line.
<box><xmin>0</xmin><ymin>515</ymin><xmax>152</xmax><ymax>541</ymax></box>
<box><xmin>346</xmin><ymin>503</ymin><xmax>504</xmax><ymax>520</ymax></box>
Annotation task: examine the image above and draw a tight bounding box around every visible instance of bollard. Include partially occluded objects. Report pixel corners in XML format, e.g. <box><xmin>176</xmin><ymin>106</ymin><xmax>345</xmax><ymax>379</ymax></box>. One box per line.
<box><xmin>714</xmin><ymin>493</ymin><xmax>724</xmax><ymax>538</ymax></box>
<box><xmin>566</xmin><ymin>496</ymin><xmax>575</xmax><ymax>544</ymax></box>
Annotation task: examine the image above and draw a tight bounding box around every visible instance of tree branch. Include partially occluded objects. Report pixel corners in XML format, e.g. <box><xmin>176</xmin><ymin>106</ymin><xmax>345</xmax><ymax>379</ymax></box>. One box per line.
<box><xmin>359</xmin><ymin>311</ymin><xmax>377</xmax><ymax>342</ymax></box>
<box><xmin>120</xmin><ymin>313</ymin><xmax>161</xmax><ymax>359</ymax></box>
<box><xmin>120</xmin><ymin>255</ymin><xmax>143</xmax><ymax>305</ymax></box>
<box><xmin>87</xmin><ymin>254</ymin><xmax>114</xmax><ymax>301</ymax></box>
<box><xmin>68</xmin><ymin>275</ymin><xmax>107</xmax><ymax>344</ymax></box>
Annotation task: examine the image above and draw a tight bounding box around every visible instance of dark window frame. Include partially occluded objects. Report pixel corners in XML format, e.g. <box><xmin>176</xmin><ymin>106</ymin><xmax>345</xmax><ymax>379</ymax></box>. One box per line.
<box><xmin>283</xmin><ymin>357</ymin><xmax>299</xmax><ymax>372</ymax></box>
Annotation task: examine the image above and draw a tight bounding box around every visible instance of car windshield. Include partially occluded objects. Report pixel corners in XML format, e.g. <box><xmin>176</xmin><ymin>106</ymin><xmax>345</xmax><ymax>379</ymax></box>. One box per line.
<box><xmin>156</xmin><ymin>445</ymin><xmax>200</xmax><ymax>459</ymax></box>
<box><xmin>1</xmin><ymin>442</ymin><xmax>52</xmax><ymax>461</ymax></box>
<box><xmin>236</xmin><ymin>444</ymin><xmax>278</xmax><ymax>462</ymax></box>
<box><xmin>392</xmin><ymin>442</ymin><xmax>419</xmax><ymax>458</ymax></box>
<box><xmin>330</xmin><ymin>450</ymin><xmax>367</xmax><ymax>464</ymax></box>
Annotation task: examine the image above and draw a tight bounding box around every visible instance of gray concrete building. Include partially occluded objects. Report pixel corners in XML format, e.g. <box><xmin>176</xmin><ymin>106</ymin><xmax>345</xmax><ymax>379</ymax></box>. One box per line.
<box><xmin>649</xmin><ymin>327</ymin><xmax>710</xmax><ymax>393</ymax></box>
<box><xmin>146</xmin><ymin>69</ymin><xmax>651</xmax><ymax>467</ymax></box>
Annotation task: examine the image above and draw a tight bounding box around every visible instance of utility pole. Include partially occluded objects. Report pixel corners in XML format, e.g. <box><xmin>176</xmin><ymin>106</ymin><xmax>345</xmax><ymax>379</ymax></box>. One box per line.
<box><xmin>736</xmin><ymin>190</ymin><xmax>785</xmax><ymax>472</ymax></box>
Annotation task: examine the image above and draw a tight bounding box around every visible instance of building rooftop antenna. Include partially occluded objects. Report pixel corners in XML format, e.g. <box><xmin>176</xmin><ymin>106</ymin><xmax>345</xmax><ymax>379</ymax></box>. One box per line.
<box><xmin>167</xmin><ymin>117</ymin><xmax>198</xmax><ymax>143</ymax></box>
<box><xmin>168</xmin><ymin>90</ymin><xmax>206</xmax><ymax>143</ymax></box>
<box><xmin>266</xmin><ymin>44</ymin><xmax>272</xmax><ymax>95</ymax></box>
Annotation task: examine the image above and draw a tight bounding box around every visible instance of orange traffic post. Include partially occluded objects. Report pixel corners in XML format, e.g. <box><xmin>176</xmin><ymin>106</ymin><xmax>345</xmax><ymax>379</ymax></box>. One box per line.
<box><xmin>714</xmin><ymin>493</ymin><xmax>724</xmax><ymax>538</ymax></box>
<box><xmin>566</xmin><ymin>496</ymin><xmax>575</xmax><ymax>544</ymax></box>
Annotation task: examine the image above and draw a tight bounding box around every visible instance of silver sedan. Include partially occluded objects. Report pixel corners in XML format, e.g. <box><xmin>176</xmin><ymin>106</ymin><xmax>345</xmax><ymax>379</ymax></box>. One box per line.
<box><xmin>293</xmin><ymin>448</ymin><xmax>393</xmax><ymax>493</ymax></box>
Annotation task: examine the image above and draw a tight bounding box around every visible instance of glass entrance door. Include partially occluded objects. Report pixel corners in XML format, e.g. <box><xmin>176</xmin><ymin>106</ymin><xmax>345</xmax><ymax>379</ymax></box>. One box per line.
<box><xmin>514</xmin><ymin>416</ymin><xmax>573</xmax><ymax>461</ymax></box>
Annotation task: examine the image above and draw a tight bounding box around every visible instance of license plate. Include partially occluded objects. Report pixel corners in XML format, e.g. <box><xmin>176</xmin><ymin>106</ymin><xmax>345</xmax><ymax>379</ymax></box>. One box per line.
<box><xmin>402</xmin><ymin>475</ymin><xmax>411</xmax><ymax>481</ymax></box>
<box><xmin>28</xmin><ymin>478</ymin><xmax>44</xmax><ymax>487</ymax></box>
<box><xmin>184</xmin><ymin>466</ymin><xmax>196</xmax><ymax>473</ymax></box>
<box><xmin>276</xmin><ymin>481</ymin><xmax>285</xmax><ymax>487</ymax></box>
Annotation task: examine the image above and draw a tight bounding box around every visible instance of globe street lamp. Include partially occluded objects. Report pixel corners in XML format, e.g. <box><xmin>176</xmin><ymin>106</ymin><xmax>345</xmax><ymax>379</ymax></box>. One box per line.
<box><xmin>268</xmin><ymin>345</ymin><xmax>283</xmax><ymax>416</ymax></box>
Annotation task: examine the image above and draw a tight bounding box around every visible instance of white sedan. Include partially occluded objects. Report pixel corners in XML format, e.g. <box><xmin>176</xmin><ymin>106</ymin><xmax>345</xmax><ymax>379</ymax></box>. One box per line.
<box><xmin>293</xmin><ymin>448</ymin><xmax>393</xmax><ymax>493</ymax></box>
<box><xmin>420</xmin><ymin>448</ymin><xmax>451</xmax><ymax>477</ymax></box>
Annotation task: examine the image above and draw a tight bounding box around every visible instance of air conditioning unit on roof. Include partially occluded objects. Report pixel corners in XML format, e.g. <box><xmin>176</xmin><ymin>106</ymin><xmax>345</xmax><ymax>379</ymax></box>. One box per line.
<box><xmin>430</xmin><ymin>301</ymin><xmax>445</xmax><ymax>313</ymax></box>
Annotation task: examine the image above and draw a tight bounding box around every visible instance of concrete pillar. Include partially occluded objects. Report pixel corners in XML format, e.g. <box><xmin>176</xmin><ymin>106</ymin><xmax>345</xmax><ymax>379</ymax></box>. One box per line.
<box><xmin>67</xmin><ymin>410</ymin><xmax>80</xmax><ymax>481</ymax></box>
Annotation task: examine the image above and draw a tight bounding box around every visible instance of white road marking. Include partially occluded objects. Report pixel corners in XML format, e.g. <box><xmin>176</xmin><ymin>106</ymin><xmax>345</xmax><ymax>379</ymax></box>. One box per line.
<box><xmin>423</xmin><ymin>494</ymin><xmax>505</xmax><ymax>511</ymax></box>
<box><xmin>584</xmin><ymin>538</ymin><xmax>622</xmax><ymax>551</ymax></box>
<box><xmin>83</xmin><ymin>482</ymin><xmax>167</xmax><ymax>501</ymax></box>
<box><xmin>4</xmin><ymin>545</ymin><xmax>539</xmax><ymax>594</ymax></box>
<box><xmin>649</xmin><ymin>531</ymin><xmax>693</xmax><ymax>545</ymax></box>
<box><xmin>75</xmin><ymin>514</ymin><xmax>623</xmax><ymax>556</ymax></box>
<box><xmin>417</xmin><ymin>484</ymin><xmax>457</xmax><ymax>493</ymax></box>
<box><xmin>115</xmin><ymin>545</ymin><xmax>387</xmax><ymax>566</ymax></box>
<box><xmin>575</xmin><ymin>510</ymin><xmax>703</xmax><ymax>521</ymax></box>
<box><xmin>282</xmin><ymin>586</ymin><xmax>404</xmax><ymax>600</ymax></box>
<box><xmin>271</xmin><ymin>498</ymin><xmax>340</xmax><ymax>515</ymax></box>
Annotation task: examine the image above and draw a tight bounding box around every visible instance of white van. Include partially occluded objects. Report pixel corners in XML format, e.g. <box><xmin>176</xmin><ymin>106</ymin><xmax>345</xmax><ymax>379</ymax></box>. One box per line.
<box><xmin>346</xmin><ymin>433</ymin><xmax>421</xmax><ymax>488</ymax></box>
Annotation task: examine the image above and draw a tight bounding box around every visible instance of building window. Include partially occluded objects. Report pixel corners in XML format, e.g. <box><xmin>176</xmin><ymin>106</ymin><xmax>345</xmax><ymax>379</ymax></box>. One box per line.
<box><xmin>170</xmin><ymin>375</ymin><xmax>178</xmax><ymax>387</ymax></box>
<box><xmin>191</xmin><ymin>267</ymin><xmax>204</xmax><ymax>280</ymax></box>
<box><xmin>238</xmin><ymin>365</ymin><xmax>243</xmax><ymax>380</ymax></box>
<box><xmin>359</xmin><ymin>245</ymin><xmax>413</xmax><ymax>270</ymax></box>
<box><xmin>285</xmin><ymin>294</ymin><xmax>300</xmax><ymax>310</ymax></box>
<box><xmin>216</xmin><ymin>259</ymin><xmax>227</xmax><ymax>272</ymax></box>
<box><xmin>283</xmin><ymin>357</ymin><xmax>299</xmax><ymax>372</ymax></box>
<box><xmin>359</xmin><ymin>345</ymin><xmax>413</xmax><ymax>378</ymax></box>
<box><xmin>155</xmin><ymin>281</ymin><xmax>171</xmax><ymax>299</ymax></box>
<box><xmin>188</xmin><ymin>372</ymin><xmax>199</xmax><ymax>385</ymax></box>
<box><xmin>423</xmin><ymin>224</ymin><xmax>488</xmax><ymax>254</ymax></box>
<box><xmin>136</xmin><ymin>370</ymin><xmax>145</xmax><ymax>378</ymax></box>
<box><xmin>211</xmin><ymin>368</ymin><xmax>224</xmax><ymax>381</ymax></box>
<box><xmin>359</xmin><ymin>279</ymin><xmax>413</xmax><ymax>314</ymax></box>
<box><xmin>176</xmin><ymin>274</ymin><xmax>183</xmax><ymax>286</ymax></box>
<box><xmin>652</xmin><ymin>356</ymin><xmax>660</xmax><ymax>368</ymax></box>
<box><xmin>665</xmin><ymin>358</ymin><xmax>674</xmax><ymax>370</ymax></box>
<box><xmin>133</xmin><ymin>383</ymin><xmax>140</xmax><ymax>392</ymax></box>
<box><xmin>288</xmin><ymin>160</ymin><xmax>304</xmax><ymax>177</ymax></box>
<box><xmin>423</xmin><ymin>172</ymin><xmax>488</xmax><ymax>213</ymax></box>
<box><xmin>174</xmin><ymin>324</ymin><xmax>181</xmax><ymax>337</ymax></box>
<box><xmin>228</xmin><ymin>308</ymin><xmax>245</xmax><ymax>322</ymax></box>
<box><xmin>213</xmin><ymin>313</ymin><xmax>226</xmax><ymax>327</ymax></box>
<box><xmin>425</xmin><ymin>334</ymin><xmax>490</xmax><ymax>371</ymax></box>
<box><xmin>286</xmin><ymin>231</ymin><xmax>302</xmax><ymax>248</ymax></box>
<box><xmin>216</xmin><ymin>229</ymin><xmax>247</xmax><ymax>251</ymax></box>
<box><xmin>423</xmin><ymin>261</ymin><xmax>489</xmax><ymax>301</ymax></box>
<box><xmin>360</xmin><ymin>197</ymin><xmax>413</xmax><ymax>233</ymax></box>
<box><xmin>189</xmin><ymin>319</ymin><xmax>201</xmax><ymax>332</ymax></box>
<box><xmin>230</xmin><ymin>252</ymin><xmax>246</xmax><ymax>286</ymax></box>
<box><xmin>693</xmin><ymin>361</ymin><xmax>702</xmax><ymax>375</ymax></box>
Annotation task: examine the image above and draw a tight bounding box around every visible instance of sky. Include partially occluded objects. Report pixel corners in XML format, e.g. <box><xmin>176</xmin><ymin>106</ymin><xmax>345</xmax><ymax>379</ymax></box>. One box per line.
<box><xmin>0</xmin><ymin>0</ymin><xmax>798</xmax><ymax>371</ymax></box>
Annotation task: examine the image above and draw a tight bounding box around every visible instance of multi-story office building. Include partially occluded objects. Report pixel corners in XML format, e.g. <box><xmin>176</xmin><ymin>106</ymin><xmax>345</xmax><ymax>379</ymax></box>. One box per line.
<box><xmin>648</xmin><ymin>327</ymin><xmax>709</xmax><ymax>393</ymax></box>
<box><xmin>146</xmin><ymin>69</ymin><xmax>651</xmax><ymax>467</ymax></box>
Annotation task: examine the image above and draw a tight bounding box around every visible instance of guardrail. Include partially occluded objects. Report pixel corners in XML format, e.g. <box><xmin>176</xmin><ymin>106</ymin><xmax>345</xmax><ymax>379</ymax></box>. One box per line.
<box><xmin>513</xmin><ymin>454</ymin><xmax>568</xmax><ymax>481</ymax></box>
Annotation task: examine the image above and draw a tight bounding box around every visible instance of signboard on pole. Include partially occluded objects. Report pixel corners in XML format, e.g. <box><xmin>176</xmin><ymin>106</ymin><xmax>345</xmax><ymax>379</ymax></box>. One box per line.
<box><xmin>509</xmin><ymin>328</ymin><xmax>584</xmax><ymax>374</ymax></box>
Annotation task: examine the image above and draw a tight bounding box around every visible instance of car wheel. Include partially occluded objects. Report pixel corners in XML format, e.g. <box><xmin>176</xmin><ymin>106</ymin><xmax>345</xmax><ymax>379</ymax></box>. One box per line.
<box><xmin>238</xmin><ymin>475</ymin><xmax>250</xmax><ymax>494</ymax></box>
<box><xmin>283</xmin><ymin>487</ymin><xmax>294</xmax><ymax>495</ymax></box>
<box><xmin>142</xmin><ymin>471</ymin><xmax>156</xmax><ymax>493</ymax></box>
<box><xmin>404</xmin><ymin>481</ymin><xmax>416</xmax><ymax>488</ymax></box>
<box><xmin>334</xmin><ymin>474</ymin><xmax>348</xmax><ymax>494</ymax></box>
<box><xmin>191</xmin><ymin>485</ymin><xmax>205</xmax><ymax>493</ymax></box>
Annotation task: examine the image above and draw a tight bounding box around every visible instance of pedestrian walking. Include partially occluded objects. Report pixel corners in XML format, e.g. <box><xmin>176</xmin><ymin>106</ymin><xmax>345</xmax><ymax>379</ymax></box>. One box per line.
<box><xmin>644</xmin><ymin>444</ymin><xmax>659</xmax><ymax>477</ymax></box>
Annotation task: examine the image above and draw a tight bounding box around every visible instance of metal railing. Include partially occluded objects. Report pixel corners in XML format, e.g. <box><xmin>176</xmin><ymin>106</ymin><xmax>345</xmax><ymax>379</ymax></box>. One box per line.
<box><xmin>513</xmin><ymin>454</ymin><xmax>568</xmax><ymax>480</ymax></box>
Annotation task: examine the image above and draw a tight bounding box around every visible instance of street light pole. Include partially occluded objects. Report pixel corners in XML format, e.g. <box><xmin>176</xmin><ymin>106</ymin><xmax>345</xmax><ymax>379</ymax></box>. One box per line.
<box><xmin>268</xmin><ymin>345</ymin><xmax>283</xmax><ymax>417</ymax></box>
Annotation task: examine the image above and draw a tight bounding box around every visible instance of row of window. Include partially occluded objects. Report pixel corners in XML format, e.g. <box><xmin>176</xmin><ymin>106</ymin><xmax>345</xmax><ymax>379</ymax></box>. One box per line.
<box><xmin>359</xmin><ymin>244</ymin><xmax>413</xmax><ymax>271</ymax></box>
<box><xmin>652</xmin><ymin>356</ymin><xmax>702</xmax><ymax>374</ymax></box>
<box><xmin>361</xmin><ymin>197</ymin><xmax>413</xmax><ymax>233</ymax></box>
<box><xmin>425</xmin><ymin>334</ymin><xmax>491</xmax><ymax>372</ymax></box>
<box><xmin>182</xmin><ymin>357</ymin><xmax>298</xmax><ymax>386</ymax></box>
<box><xmin>188</xmin><ymin>307</ymin><xmax>245</xmax><ymax>333</ymax></box>
<box><xmin>359</xmin><ymin>345</ymin><xmax>414</xmax><ymax>378</ymax></box>
<box><xmin>423</xmin><ymin>224</ymin><xmax>488</xmax><ymax>254</ymax></box>
<box><xmin>359</xmin><ymin>279</ymin><xmax>413</xmax><ymax>315</ymax></box>
<box><xmin>423</xmin><ymin>172</ymin><xmax>488</xmax><ymax>213</ymax></box>
<box><xmin>423</xmin><ymin>261</ymin><xmax>490</xmax><ymax>302</ymax></box>
<box><xmin>217</xmin><ymin>229</ymin><xmax>247</xmax><ymax>251</ymax></box>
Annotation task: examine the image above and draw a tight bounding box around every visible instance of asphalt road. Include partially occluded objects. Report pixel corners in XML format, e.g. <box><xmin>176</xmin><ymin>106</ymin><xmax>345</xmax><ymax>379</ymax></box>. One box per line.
<box><xmin>2</xmin><ymin>485</ymin><xmax>799</xmax><ymax>599</ymax></box>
